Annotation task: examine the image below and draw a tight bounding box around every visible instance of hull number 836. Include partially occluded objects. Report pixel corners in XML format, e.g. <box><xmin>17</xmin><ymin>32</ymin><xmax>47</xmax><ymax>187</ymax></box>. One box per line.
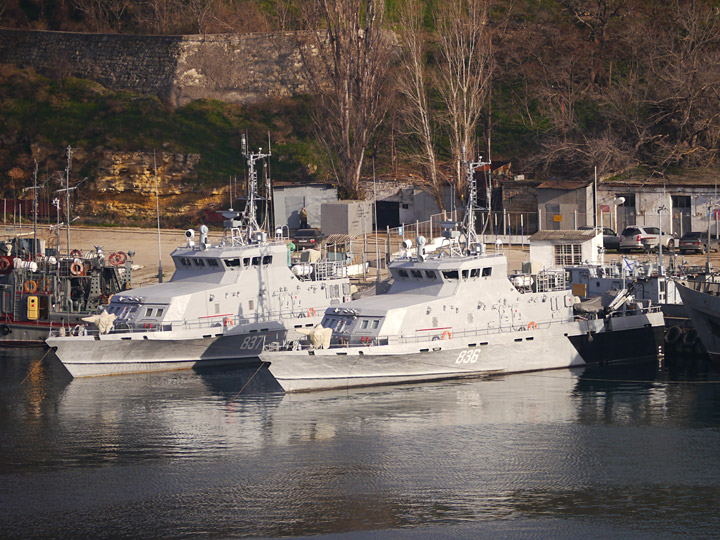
<box><xmin>456</xmin><ymin>350</ymin><xmax>480</xmax><ymax>364</ymax></box>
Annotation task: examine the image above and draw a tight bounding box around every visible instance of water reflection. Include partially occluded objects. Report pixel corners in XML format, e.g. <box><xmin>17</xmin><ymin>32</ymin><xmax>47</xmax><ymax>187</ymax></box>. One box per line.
<box><xmin>1</xmin><ymin>352</ymin><xmax>720</xmax><ymax>539</ymax></box>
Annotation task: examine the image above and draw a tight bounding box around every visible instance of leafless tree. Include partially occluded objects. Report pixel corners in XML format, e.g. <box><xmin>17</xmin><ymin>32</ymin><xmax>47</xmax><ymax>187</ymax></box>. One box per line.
<box><xmin>396</xmin><ymin>0</ymin><xmax>446</xmax><ymax>210</ymax></box>
<box><xmin>301</xmin><ymin>0</ymin><xmax>394</xmax><ymax>199</ymax></box>
<box><xmin>434</xmin><ymin>0</ymin><xmax>493</xmax><ymax>200</ymax></box>
<box><xmin>72</xmin><ymin>0</ymin><xmax>130</xmax><ymax>32</ymax></box>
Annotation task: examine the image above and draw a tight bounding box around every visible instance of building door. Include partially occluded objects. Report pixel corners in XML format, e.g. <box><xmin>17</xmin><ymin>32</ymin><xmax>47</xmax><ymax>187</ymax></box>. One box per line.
<box><xmin>616</xmin><ymin>194</ymin><xmax>636</xmax><ymax>231</ymax></box>
<box><xmin>376</xmin><ymin>201</ymin><xmax>400</xmax><ymax>229</ymax></box>
<box><xmin>671</xmin><ymin>195</ymin><xmax>692</xmax><ymax>236</ymax></box>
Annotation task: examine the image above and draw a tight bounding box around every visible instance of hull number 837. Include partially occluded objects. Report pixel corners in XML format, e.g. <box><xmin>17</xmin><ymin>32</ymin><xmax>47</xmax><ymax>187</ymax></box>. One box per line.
<box><xmin>456</xmin><ymin>350</ymin><xmax>480</xmax><ymax>364</ymax></box>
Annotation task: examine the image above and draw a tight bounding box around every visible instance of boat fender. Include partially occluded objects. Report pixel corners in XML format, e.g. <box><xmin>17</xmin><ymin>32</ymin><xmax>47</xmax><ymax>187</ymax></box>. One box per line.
<box><xmin>682</xmin><ymin>328</ymin><xmax>698</xmax><ymax>348</ymax></box>
<box><xmin>664</xmin><ymin>325</ymin><xmax>682</xmax><ymax>345</ymax></box>
<box><xmin>441</xmin><ymin>330</ymin><xmax>452</xmax><ymax>340</ymax></box>
<box><xmin>70</xmin><ymin>249</ymin><xmax>82</xmax><ymax>258</ymax></box>
<box><xmin>0</xmin><ymin>257</ymin><xmax>10</xmax><ymax>272</ymax></box>
<box><xmin>223</xmin><ymin>317</ymin><xmax>234</xmax><ymax>327</ymax></box>
<box><xmin>24</xmin><ymin>280</ymin><xmax>37</xmax><ymax>294</ymax></box>
<box><xmin>527</xmin><ymin>321</ymin><xmax>538</xmax><ymax>330</ymax></box>
<box><xmin>70</xmin><ymin>261</ymin><xmax>84</xmax><ymax>276</ymax></box>
<box><xmin>308</xmin><ymin>308</ymin><xmax>316</xmax><ymax>317</ymax></box>
<box><xmin>0</xmin><ymin>325</ymin><xmax>10</xmax><ymax>335</ymax></box>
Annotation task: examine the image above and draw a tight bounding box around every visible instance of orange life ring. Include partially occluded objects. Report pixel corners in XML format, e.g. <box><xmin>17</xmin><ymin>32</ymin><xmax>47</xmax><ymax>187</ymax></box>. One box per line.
<box><xmin>70</xmin><ymin>249</ymin><xmax>82</xmax><ymax>258</ymax></box>
<box><xmin>70</xmin><ymin>261</ymin><xmax>84</xmax><ymax>276</ymax></box>
<box><xmin>41</xmin><ymin>276</ymin><xmax>52</xmax><ymax>293</ymax></box>
<box><xmin>223</xmin><ymin>317</ymin><xmax>234</xmax><ymax>327</ymax></box>
<box><xmin>441</xmin><ymin>330</ymin><xmax>452</xmax><ymax>340</ymax></box>
<box><xmin>528</xmin><ymin>321</ymin><xmax>538</xmax><ymax>330</ymax></box>
<box><xmin>24</xmin><ymin>280</ymin><xmax>37</xmax><ymax>294</ymax></box>
<box><xmin>0</xmin><ymin>257</ymin><xmax>10</xmax><ymax>272</ymax></box>
<box><xmin>308</xmin><ymin>308</ymin><xmax>317</xmax><ymax>317</ymax></box>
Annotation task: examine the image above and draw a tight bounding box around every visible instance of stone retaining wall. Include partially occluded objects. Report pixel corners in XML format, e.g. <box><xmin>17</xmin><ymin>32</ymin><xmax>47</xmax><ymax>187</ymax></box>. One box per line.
<box><xmin>0</xmin><ymin>29</ymin><xmax>314</xmax><ymax>106</ymax></box>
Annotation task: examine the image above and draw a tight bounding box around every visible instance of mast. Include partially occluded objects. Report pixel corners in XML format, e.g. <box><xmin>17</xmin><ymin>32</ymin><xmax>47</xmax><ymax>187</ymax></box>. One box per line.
<box><xmin>461</xmin><ymin>149</ymin><xmax>491</xmax><ymax>252</ymax></box>
<box><xmin>154</xmin><ymin>150</ymin><xmax>163</xmax><ymax>283</ymax></box>
<box><xmin>65</xmin><ymin>146</ymin><xmax>72</xmax><ymax>256</ymax></box>
<box><xmin>241</xmin><ymin>134</ymin><xmax>271</xmax><ymax>242</ymax></box>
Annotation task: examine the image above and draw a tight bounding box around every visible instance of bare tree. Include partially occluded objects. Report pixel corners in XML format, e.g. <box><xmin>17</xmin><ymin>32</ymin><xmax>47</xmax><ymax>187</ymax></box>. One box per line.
<box><xmin>434</xmin><ymin>0</ymin><xmax>493</xmax><ymax>200</ymax></box>
<box><xmin>396</xmin><ymin>0</ymin><xmax>446</xmax><ymax>210</ymax></box>
<box><xmin>301</xmin><ymin>0</ymin><xmax>394</xmax><ymax>199</ymax></box>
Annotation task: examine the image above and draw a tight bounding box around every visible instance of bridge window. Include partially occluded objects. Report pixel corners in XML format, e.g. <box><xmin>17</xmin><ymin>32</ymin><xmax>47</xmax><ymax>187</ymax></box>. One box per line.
<box><xmin>470</xmin><ymin>268</ymin><xmax>480</xmax><ymax>278</ymax></box>
<box><xmin>442</xmin><ymin>270</ymin><xmax>459</xmax><ymax>280</ymax></box>
<box><xmin>462</xmin><ymin>270</ymin><xmax>469</xmax><ymax>279</ymax></box>
<box><xmin>208</xmin><ymin>259</ymin><xmax>219</xmax><ymax>267</ymax></box>
<box><xmin>156</xmin><ymin>308</ymin><xmax>164</xmax><ymax>317</ymax></box>
<box><xmin>425</xmin><ymin>270</ymin><xmax>436</xmax><ymax>279</ymax></box>
<box><xmin>482</xmin><ymin>267</ymin><xmax>492</xmax><ymax>277</ymax></box>
<box><xmin>145</xmin><ymin>308</ymin><xmax>154</xmax><ymax>317</ymax></box>
<box><xmin>263</xmin><ymin>255</ymin><xmax>273</xmax><ymax>265</ymax></box>
<box><xmin>361</xmin><ymin>320</ymin><xmax>369</xmax><ymax>329</ymax></box>
<box><xmin>398</xmin><ymin>269</ymin><xmax>409</xmax><ymax>278</ymax></box>
<box><xmin>411</xmin><ymin>270</ymin><xmax>423</xmax><ymax>278</ymax></box>
<box><xmin>372</xmin><ymin>320</ymin><xmax>380</xmax><ymax>329</ymax></box>
<box><xmin>193</xmin><ymin>258</ymin><xmax>205</xmax><ymax>266</ymax></box>
<box><xmin>180</xmin><ymin>257</ymin><xmax>191</xmax><ymax>266</ymax></box>
<box><xmin>224</xmin><ymin>258</ymin><xmax>240</xmax><ymax>267</ymax></box>
<box><xmin>243</xmin><ymin>258</ymin><xmax>251</xmax><ymax>266</ymax></box>
<box><xmin>252</xmin><ymin>256</ymin><xmax>261</xmax><ymax>266</ymax></box>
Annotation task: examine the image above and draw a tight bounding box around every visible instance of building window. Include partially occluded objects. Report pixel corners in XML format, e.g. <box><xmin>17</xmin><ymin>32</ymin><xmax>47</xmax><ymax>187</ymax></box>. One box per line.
<box><xmin>554</xmin><ymin>244</ymin><xmax>582</xmax><ymax>266</ymax></box>
<box><xmin>671</xmin><ymin>195</ymin><xmax>691</xmax><ymax>208</ymax></box>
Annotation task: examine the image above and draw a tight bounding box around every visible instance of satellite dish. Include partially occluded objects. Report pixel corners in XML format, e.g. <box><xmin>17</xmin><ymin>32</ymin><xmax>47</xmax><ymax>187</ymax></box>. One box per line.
<box><xmin>402</xmin><ymin>239</ymin><xmax>412</xmax><ymax>250</ymax></box>
<box><xmin>185</xmin><ymin>229</ymin><xmax>195</xmax><ymax>239</ymax></box>
<box><xmin>416</xmin><ymin>236</ymin><xmax>427</xmax><ymax>247</ymax></box>
<box><xmin>199</xmin><ymin>225</ymin><xmax>209</xmax><ymax>235</ymax></box>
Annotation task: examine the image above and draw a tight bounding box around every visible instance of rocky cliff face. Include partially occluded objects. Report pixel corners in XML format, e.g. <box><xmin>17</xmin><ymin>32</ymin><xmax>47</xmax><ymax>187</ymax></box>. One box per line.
<box><xmin>32</xmin><ymin>147</ymin><xmax>227</xmax><ymax>226</ymax></box>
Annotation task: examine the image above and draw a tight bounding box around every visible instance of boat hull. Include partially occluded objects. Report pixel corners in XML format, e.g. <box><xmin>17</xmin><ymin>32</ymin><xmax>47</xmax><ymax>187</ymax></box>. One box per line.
<box><xmin>48</xmin><ymin>331</ymin><xmax>268</xmax><ymax>377</ymax></box>
<box><xmin>675</xmin><ymin>282</ymin><xmax>720</xmax><ymax>360</ymax></box>
<box><xmin>264</xmin><ymin>312</ymin><xmax>665</xmax><ymax>393</ymax></box>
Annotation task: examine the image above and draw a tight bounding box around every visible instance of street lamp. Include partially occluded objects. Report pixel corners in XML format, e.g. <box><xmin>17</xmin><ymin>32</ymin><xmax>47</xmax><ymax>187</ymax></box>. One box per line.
<box><xmin>613</xmin><ymin>197</ymin><xmax>625</xmax><ymax>232</ymax></box>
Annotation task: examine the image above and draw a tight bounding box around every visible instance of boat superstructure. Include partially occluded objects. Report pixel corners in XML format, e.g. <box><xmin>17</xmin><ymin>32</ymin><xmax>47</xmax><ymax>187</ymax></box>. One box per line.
<box><xmin>264</xmin><ymin>157</ymin><xmax>665</xmax><ymax>393</ymax></box>
<box><xmin>47</xmin><ymin>143</ymin><xmax>352</xmax><ymax>377</ymax></box>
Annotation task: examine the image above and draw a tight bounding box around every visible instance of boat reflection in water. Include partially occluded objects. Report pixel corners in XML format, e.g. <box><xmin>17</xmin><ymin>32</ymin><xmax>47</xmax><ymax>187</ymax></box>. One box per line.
<box><xmin>2</xmin><ymin>349</ymin><xmax>720</xmax><ymax>539</ymax></box>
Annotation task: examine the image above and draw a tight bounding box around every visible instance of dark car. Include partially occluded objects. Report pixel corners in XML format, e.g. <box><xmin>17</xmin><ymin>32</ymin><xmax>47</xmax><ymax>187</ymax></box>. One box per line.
<box><xmin>679</xmin><ymin>231</ymin><xmax>719</xmax><ymax>254</ymax></box>
<box><xmin>293</xmin><ymin>229</ymin><xmax>325</xmax><ymax>250</ymax></box>
<box><xmin>578</xmin><ymin>226</ymin><xmax>620</xmax><ymax>251</ymax></box>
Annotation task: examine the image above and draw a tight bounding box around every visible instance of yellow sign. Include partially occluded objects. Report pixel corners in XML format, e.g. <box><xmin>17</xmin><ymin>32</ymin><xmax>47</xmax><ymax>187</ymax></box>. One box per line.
<box><xmin>553</xmin><ymin>215</ymin><xmax>562</xmax><ymax>222</ymax></box>
<box><xmin>27</xmin><ymin>296</ymin><xmax>38</xmax><ymax>320</ymax></box>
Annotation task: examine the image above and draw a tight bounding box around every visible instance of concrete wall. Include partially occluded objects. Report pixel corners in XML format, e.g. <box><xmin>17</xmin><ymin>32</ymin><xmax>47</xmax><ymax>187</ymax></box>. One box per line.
<box><xmin>0</xmin><ymin>29</ymin><xmax>316</xmax><ymax>106</ymax></box>
<box><xmin>321</xmin><ymin>201</ymin><xmax>373</xmax><ymax>236</ymax></box>
<box><xmin>273</xmin><ymin>184</ymin><xmax>337</xmax><ymax>230</ymax></box>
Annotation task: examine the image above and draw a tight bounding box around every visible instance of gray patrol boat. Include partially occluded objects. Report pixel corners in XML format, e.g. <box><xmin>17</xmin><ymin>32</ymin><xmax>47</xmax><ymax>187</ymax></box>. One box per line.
<box><xmin>264</xmin><ymin>157</ymin><xmax>666</xmax><ymax>393</ymax></box>
<box><xmin>47</xmin><ymin>143</ymin><xmax>352</xmax><ymax>377</ymax></box>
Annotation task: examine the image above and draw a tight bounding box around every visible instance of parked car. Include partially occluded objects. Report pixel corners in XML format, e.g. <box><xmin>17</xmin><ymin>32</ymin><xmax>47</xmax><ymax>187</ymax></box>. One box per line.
<box><xmin>679</xmin><ymin>231</ymin><xmax>719</xmax><ymax>254</ymax></box>
<box><xmin>293</xmin><ymin>228</ymin><xmax>325</xmax><ymax>250</ymax></box>
<box><xmin>619</xmin><ymin>226</ymin><xmax>677</xmax><ymax>252</ymax></box>
<box><xmin>579</xmin><ymin>226</ymin><xmax>620</xmax><ymax>251</ymax></box>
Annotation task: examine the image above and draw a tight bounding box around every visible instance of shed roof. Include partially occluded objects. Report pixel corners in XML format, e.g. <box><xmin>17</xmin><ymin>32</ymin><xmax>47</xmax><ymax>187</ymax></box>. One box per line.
<box><xmin>530</xmin><ymin>229</ymin><xmax>598</xmax><ymax>242</ymax></box>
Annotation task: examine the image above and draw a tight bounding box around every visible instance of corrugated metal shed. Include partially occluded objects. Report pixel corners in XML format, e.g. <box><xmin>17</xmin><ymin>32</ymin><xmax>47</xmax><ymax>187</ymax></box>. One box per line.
<box><xmin>530</xmin><ymin>229</ymin><xmax>598</xmax><ymax>242</ymax></box>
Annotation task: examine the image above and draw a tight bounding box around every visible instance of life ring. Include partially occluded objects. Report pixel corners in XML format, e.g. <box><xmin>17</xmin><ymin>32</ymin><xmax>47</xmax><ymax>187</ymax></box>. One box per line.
<box><xmin>441</xmin><ymin>330</ymin><xmax>452</xmax><ymax>340</ymax></box>
<box><xmin>0</xmin><ymin>324</ymin><xmax>10</xmax><ymax>335</ymax></box>
<box><xmin>109</xmin><ymin>251</ymin><xmax>127</xmax><ymax>266</ymax></box>
<box><xmin>41</xmin><ymin>276</ymin><xmax>52</xmax><ymax>293</ymax></box>
<box><xmin>682</xmin><ymin>328</ymin><xmax>698</xmax><ymax>348</ymax></box>
<box><xmin>308</xmin><ymin>308</ymin><xmax>317</xmax><ymax>317</ymax></box>
<box><xmin>527</xmin><ymin>321</ymin><xmax>538</xmax><ymax>330</ymax></box>
<box><xmin>24</xmin><ymin>280</ymin><xmax>37</xmax><ymax>294</ymax></box>
<box><xmin>70</xmin><ymin>261</ymin><xmax>84</xmax><ymax>276</ymax></box>
<box><xmin>0</xmin><ymin>257</ymin><xmax>10</xmax><ymax>272</ymax></box>
<box><xmin>223</xmin><ymin>317</ymin><xmax>234</xmax><ymax>327</ymax></box>
<box><xmin>664</xmin><ymin>325</ymin><xmax>682</xmax><ymax>345</ymax></box>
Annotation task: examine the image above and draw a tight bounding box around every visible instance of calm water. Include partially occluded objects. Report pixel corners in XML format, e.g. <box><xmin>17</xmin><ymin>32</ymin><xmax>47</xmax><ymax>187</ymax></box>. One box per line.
<box><xmin>2</xmin><ymin>350</ymin><xmax>720</xmax><ymax>539</ymax></box>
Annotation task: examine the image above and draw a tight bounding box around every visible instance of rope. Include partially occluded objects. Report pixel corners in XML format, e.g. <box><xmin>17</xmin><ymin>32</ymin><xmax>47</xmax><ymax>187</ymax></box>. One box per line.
<box><xmin>230</xmin><ymin>361</ymin><xmax>270</xmax><ymax>398</ymax></box>
<box><xmin>19</xmin><ymin>348</ymin><xmax>53</xmax><ymax>385</ymax></box>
